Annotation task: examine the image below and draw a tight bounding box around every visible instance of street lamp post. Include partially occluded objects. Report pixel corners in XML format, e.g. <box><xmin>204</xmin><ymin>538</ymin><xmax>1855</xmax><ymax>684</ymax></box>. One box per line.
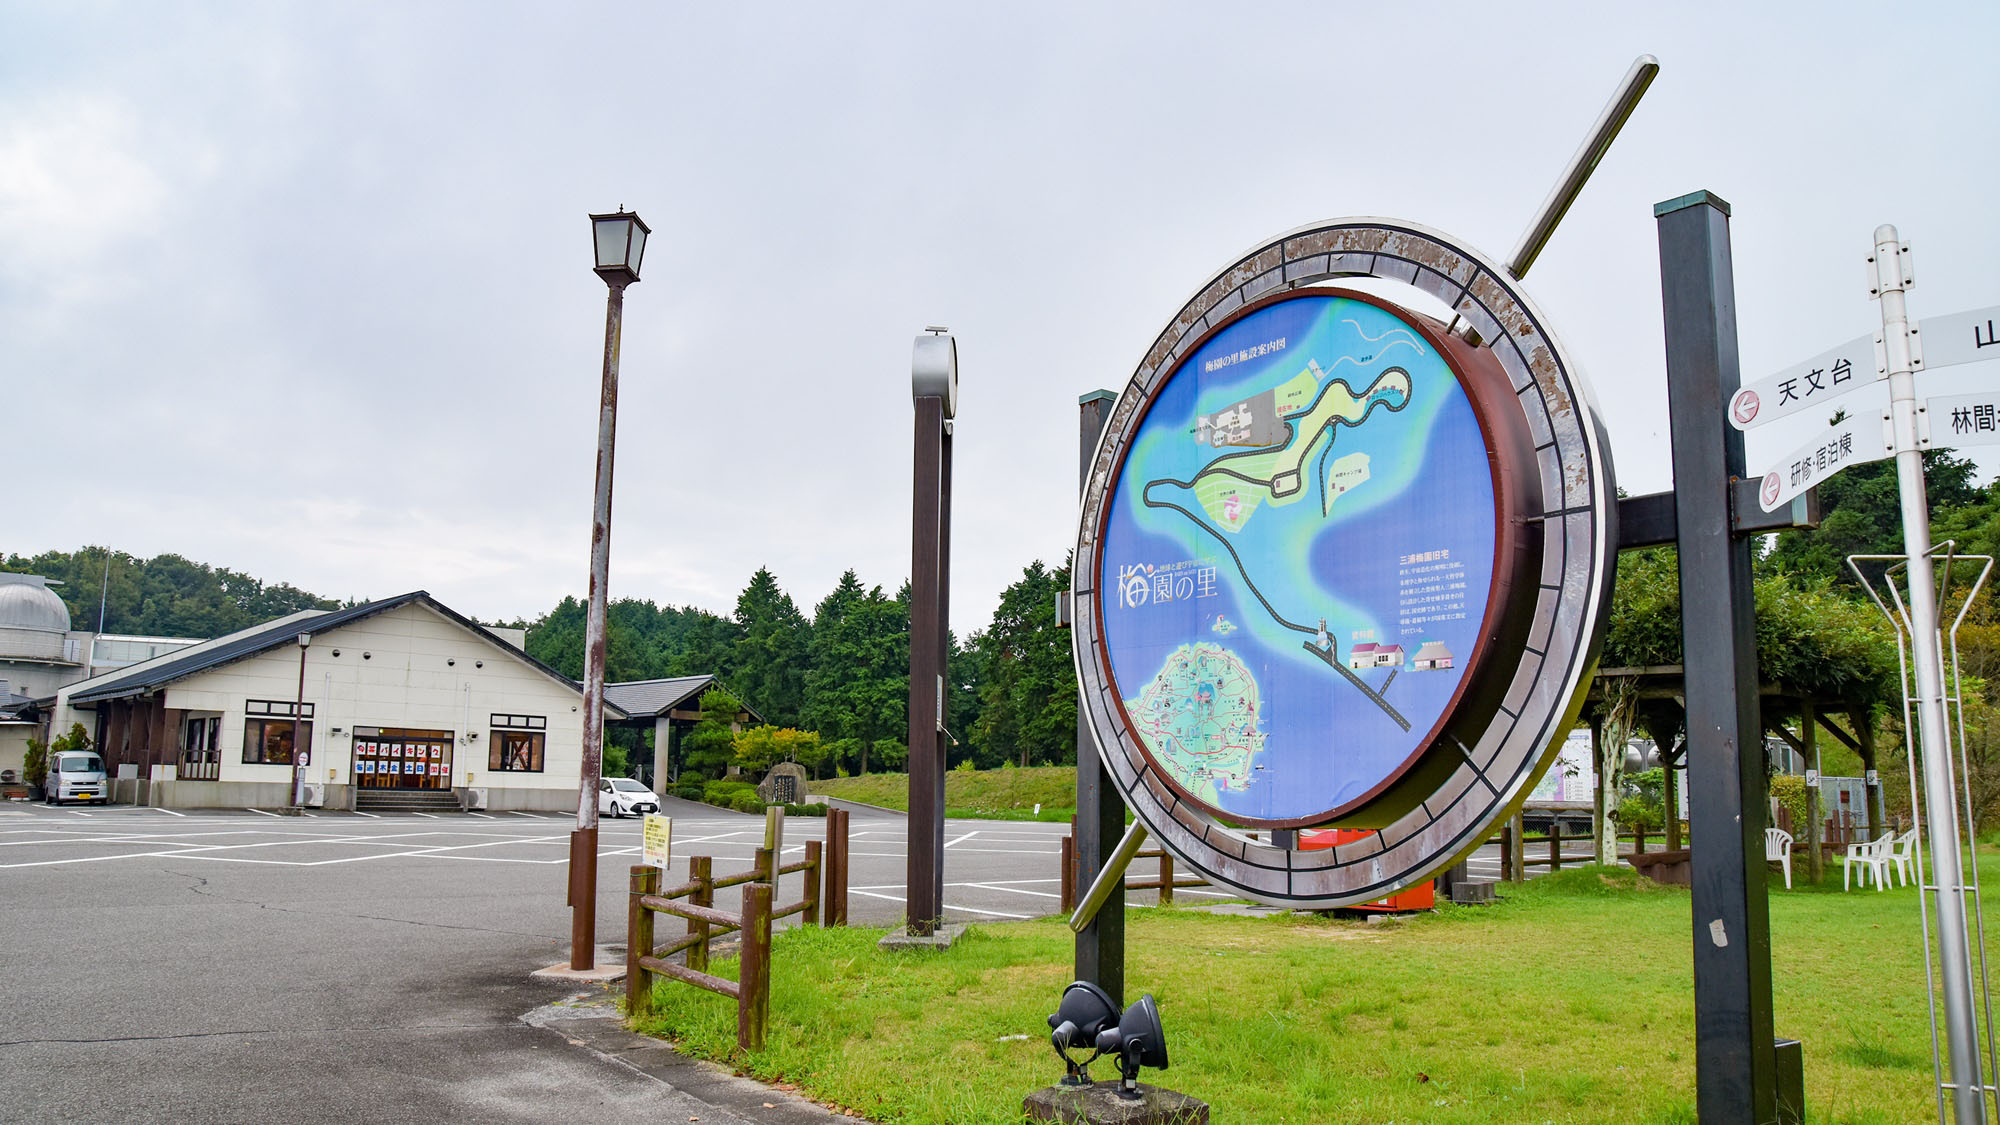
<box><xmin>570</xmin><ymin>209</ymin><xmax>649</xmax><ymax>971</ymax></box>
<box><xmin>291</xmin><ymin>633</ymin><xmax>311</xmax><ymax>809</ymax></box>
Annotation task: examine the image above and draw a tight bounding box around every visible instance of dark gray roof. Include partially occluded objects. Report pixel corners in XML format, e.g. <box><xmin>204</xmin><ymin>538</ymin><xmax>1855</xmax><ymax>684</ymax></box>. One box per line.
<box><xmin>604</xmin><ymin>674</ymin><xmax>760</xmax><ymax>723</ymax></box>
<box><xmin>66</xmin><ymin>592</ymin><xmax>624</xmax><ymax>716</ymax></box>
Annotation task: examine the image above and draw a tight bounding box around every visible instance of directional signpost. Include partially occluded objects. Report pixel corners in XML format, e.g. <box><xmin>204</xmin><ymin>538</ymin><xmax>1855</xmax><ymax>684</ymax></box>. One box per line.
<box><xmin>1756</xmin><ymin>410</ymin><xmax>1893</xmax><ymax>513</ymax></box>
<box><xmin>1727</xmin><ymin>332</ymin><xmax>1880</xmax><ymax>431</ymax></box>
<box><xmin>1915</xmin><ymin>304</ymin><xmax>2000</xmax><ymax>373</ymax></box>
<box><xmin>1924</xmin><ymin>391</ymin><xmax>2000</xmax><ymax>448</ymax></box>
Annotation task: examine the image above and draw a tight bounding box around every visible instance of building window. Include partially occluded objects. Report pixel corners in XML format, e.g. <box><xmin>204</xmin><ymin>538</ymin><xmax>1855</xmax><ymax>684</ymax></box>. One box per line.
<box><xmin>244</xmin><ymin>700</ymin><xmax>315</xmax><ymax>765</ymax></box>
<box><xmin>489</xmin><ymin>714</ymin><xmax>547</xmax><ymax>772</ymax></box>
<box><xmin>244</xmin><ymin>718</ymin><xmax>312</xmax><ymax>765</ymax></box>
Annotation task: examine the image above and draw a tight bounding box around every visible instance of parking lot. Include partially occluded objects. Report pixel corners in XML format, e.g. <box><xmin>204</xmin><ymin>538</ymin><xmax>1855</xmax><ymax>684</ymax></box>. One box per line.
<box><xmin>0</xmin><ymin>795</ymin><xmax>1559</xmax><ymax>1122</ymax></box>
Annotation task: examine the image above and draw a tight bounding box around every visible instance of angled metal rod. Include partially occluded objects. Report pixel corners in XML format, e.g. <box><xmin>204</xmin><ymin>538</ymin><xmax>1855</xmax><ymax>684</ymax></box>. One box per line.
<box><xmin>1507</xmin><ymin>54</ymin><xmax>1659</xmax><ymax>280</ymax></box>
<box><xmin>1069</xmin><ymin>820</ymin><xmax>1148</xmax><ymax>933</ymax></box>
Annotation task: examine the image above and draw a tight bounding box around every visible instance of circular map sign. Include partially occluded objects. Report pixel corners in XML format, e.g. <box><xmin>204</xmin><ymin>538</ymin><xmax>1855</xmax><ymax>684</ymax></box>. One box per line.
<box><xmin>1074</xmin><ymin>219</ymin><xmax>1616</xmax><ymax>907</ymax></box>
<box><xmin>1094</xmin><ymin>288</ymin><xmax>1535</xmax><ymax>829</ymax></box>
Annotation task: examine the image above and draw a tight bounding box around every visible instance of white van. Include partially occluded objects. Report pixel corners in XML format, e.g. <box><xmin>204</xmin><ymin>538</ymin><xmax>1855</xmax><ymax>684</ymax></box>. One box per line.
<box><xmin>45</xmin><ymin>750</ymin><xmax>108</xmax><ymax>806</ymax></box>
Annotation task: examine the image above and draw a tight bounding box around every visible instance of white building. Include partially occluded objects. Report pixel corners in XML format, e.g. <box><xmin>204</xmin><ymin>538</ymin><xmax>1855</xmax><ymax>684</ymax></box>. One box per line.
<box><xmin>51</xmin><ymin>591</ymin><xmax>621</xmax><ymax>811</ymax></box>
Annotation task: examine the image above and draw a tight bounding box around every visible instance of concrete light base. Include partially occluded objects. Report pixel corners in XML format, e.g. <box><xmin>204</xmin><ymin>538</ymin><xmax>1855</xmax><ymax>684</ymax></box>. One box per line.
<box><xmin>876</xmin><ymin>923</ymin><xmax>968</xmax><ymax>952</ymax></box>
<box><xmin>1449</xmin><ymin>880</ymin><xmax>1497</xmax><ymax>905</ymax></box>
<box><xmin>1023</xmin><ymin>1080</ymin><xmax>1209</xmax><ymax>1124</ymax></box>
<box><xmin>532</xmin><ymin>946</ymin><xmax>626</xmax><ymax>983</ymax></box>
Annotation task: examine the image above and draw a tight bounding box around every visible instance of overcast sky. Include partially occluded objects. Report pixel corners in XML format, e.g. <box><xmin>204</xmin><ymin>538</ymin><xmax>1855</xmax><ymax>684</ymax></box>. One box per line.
<box><xmin>5</xmin><ymin>2</ymin><xmax>1996</xmax><ymax>633</ymax></box>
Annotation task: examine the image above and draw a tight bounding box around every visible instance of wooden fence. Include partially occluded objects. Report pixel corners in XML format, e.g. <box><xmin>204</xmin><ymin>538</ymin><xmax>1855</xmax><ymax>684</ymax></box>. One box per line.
<box><xmin>624</xmin><ymin>808</ymin><xmax>850</xmax><ymax>1051</ymax></box>
<box><xmin>1058</xmin><ymin>835</ymin><xmax>1210</xmax><ymax>911</ymax></box>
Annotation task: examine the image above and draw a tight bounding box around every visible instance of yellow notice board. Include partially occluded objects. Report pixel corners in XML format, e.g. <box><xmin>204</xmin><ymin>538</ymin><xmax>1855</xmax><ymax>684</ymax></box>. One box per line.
<box><xmin>642</xmin><ymin>814</ymin><xmax>672</xmax><ymax>870</ymax></box>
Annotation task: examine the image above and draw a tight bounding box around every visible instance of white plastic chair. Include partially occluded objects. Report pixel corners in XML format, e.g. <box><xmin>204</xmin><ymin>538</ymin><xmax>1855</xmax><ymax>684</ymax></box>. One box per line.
<box><xmin>1765</xmin><ymin>827</ymin><xmax>1794</xmax><ymax>889</ymax></box>
<box><xmin>1843</xmin><ymin>832</ymin><xmax>1893</xmax><ymax>891</ymax></box>
<box><xmin>1886</xmin><ymin>828</ymin><xmax>1919</xmax><ymax>888</ymax></box>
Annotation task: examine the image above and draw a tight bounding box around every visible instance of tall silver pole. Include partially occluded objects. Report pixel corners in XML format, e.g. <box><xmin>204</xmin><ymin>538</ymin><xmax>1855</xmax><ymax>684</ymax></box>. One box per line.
<box><xmin>1875</xmin><ymin>224</ymin><xmax>1986</xmax><ymax>1122</ymax></box>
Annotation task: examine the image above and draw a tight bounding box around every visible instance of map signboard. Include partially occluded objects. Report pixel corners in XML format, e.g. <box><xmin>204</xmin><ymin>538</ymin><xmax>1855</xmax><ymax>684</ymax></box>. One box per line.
<box><xmin>1094</xmin><ymin>289</ymin><xmax>1535</xmax><ymax>827</ymax></box>
<box><xmin>1074</xmin><ymin>219</ymin><xmax>1616</xmax><ymax>908</ymax></box>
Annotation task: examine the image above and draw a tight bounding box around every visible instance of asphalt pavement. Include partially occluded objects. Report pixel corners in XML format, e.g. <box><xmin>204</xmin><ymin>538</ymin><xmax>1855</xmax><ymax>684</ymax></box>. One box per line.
<box><xmin>0</xmin><ymin>795</ymin><xmax>1569</xmax><ymax>1122</ymax></box>
<box><xmin>0</xmin><ymin>796</ymin><xmax>1096</xmax><ymax>1123</ymax></box>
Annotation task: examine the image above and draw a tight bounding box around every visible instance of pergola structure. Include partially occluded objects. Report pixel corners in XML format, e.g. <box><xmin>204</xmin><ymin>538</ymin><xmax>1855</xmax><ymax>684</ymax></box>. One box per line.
<box><xmin>1580</xmin><ymin>664</ymin><xmax>1886</xmax><ymax>883</ymax></box>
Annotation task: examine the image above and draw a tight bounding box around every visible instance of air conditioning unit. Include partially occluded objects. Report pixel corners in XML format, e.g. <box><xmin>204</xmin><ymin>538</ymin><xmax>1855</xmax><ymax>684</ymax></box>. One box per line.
<box><xmin>459</xmin><ymin>787</ymin><xmax>489</xmax><ymax>812</ymax></box>
<box><xmin>301</xmin><ymin>783</ymin><xmax>326</xmax><ymax>808</ymax></box>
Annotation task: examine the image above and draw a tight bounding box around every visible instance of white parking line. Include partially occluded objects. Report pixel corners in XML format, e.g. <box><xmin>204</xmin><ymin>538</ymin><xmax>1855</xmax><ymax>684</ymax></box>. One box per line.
<box><xmin>944</xmin><ymin>830</ymin><xmax>979</xmax><ymax>848</ymax></box>
<box><xmin>846</xmin><ymin>887</ymin><xmax>1031</xmax><ymax>920</ymax></box>
<box><xmin>246</xmin><ymin>808</ymin><xmax>284</xmax><ymax>818</ymax></box>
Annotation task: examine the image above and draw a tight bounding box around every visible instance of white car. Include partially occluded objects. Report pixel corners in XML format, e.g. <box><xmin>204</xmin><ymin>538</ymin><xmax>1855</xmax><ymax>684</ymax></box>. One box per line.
<box><xmin>45</xmin><ymin>750</ymin><xmax>108</xmax><ymax>806</ymax></box>
<box><xmin>598</xmin><ymin>777</ymin><xmax>661</xmax><ymax>818</ymax></box>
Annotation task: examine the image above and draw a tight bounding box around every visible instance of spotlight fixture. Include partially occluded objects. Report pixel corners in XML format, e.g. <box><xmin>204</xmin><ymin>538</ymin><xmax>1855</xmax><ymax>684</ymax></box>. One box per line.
<box><xmin>1045</xmin><ymin>981</ymin><xmax>1120</xmax><ymax>1086</ymax></box>
<box><xmin>1093</xmin><ymin>994</ymin><xmax>1170</xmax><ymax>1099</ymax></box>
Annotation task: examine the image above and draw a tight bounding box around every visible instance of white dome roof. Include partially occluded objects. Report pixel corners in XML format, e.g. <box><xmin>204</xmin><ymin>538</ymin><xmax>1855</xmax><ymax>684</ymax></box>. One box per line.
<box><xmin>0</xmin><ymin>576</ymin><xmax>73</xmax><ymax>633</ymax></box>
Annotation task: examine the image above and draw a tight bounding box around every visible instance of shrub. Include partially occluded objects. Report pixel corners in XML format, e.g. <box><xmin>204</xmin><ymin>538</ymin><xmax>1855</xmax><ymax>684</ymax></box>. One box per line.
<box><xmin>782</xmin><ymin>802</ymin><xmax>829</xmax><ymax>818</ymax></box>
<box><xmin>729</xmin><ymin>791</ymin><xmax>764</xmax><ymax>814</ymax></box>
<box><xmin>703</xmin><ymin>779</ymin><xmax>754</xmax><ymax>806</ymax></box>
<box><xmin>1770</xmin><ymin>773</ymin><xmax>1812</xmax><ymax>833</ymax></box>
<box><xmin>674</xmin><ymin>783</ymin><xmax>705</xmax><ymax>802</ymax></box>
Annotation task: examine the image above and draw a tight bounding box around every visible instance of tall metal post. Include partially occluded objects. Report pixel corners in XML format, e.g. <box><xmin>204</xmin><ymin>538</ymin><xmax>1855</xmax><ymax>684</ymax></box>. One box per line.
<box><xmin>1655</xmin><ymin>190</ymin><xmax>1778</xmax><ymax>1124</ymax></box>
<box><xmin>291</xmin><ymin>634</ymin><xmax>310</xmax><ymax>809</ymax></box>
<box><xmin>907</xmin><ymin>330</ymin><xmax>957</xmax><ymax>936</ymax></box>
<box><xmin>1073</xmin><ymin>389</ymin><xmax>1124</xmax><ymax>1003</ymax></box>
<box><xmin>571</xmin><ymin>275</ymin><xmax>625</xmax><ymax>971</ymax></box>
<box><xmin>1875</xmin><ymin>224</ymin><xmax>1986</xmax><ymax>1122</ymax></box>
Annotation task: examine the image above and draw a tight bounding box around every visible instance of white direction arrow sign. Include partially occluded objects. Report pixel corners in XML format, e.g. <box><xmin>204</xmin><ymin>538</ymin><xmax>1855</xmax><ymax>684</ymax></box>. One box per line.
<box><xmin>1915</xmin><ymin>305</ymin><xmax>2000</xmax><ymax>373</ymax></box>
<box><xmin>1924</xmin><ymin>391</ymin><xmax>2000</xmax><ymax>448</ymax></box>
<box><xmin>1728</xmin><ymin>333</ymin><xmax>1880</xmax><ymax>431</ymax></box>
<box><xmin>1756</xmin><ymin>409</ymin><xmax>1894</xmax><ymax>512</ymax></box>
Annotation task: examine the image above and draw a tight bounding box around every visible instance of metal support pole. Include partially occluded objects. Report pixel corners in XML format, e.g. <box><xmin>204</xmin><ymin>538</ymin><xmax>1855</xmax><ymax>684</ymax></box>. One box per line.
<box><xmin>1875</xmin><ymin>224</ymin><xmax>1986</xmax><ymax>1122</ymax></box>
<box><xmin>908</xmin><ymin>393</ymin><xmax>946</xmax><ymax>936</ymax></box>
<box><xmin>1073</xmin><ymin>389</ymin><xmax>1125</xmax><ymax>1004</ymax></box>
<box><xmin>1656</xmin><ymin>190</ymin><xmax>1778</xmax><ymax>1124</ymax></box>
<box><xmin>571</xmin><ymin>277</ymin><xmax>625</xmax><ymax>971</ymax></box>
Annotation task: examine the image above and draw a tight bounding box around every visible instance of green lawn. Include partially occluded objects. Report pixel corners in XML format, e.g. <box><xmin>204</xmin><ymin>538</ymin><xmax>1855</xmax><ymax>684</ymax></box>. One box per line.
<box><xmin>630</xmin><ymin>860</ymin><xmax>1971</xmax><ymax>1124</ymax></box>
<box><xmin>811</xmin><ymin>766</ymin><xmax>1077</xmax><ymax>822</ymax></box>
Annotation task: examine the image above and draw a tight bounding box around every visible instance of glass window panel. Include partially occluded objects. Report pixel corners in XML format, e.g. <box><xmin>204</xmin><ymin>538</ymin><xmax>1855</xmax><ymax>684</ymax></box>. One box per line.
<box><xmin>594</xmin><ymin>219</ymin><xmax>627</xmax><ymax>270</ymax></box>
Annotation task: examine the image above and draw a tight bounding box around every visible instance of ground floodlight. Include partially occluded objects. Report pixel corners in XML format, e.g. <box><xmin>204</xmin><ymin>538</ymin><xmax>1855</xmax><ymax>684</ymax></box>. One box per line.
<box><xmin>1046</xmin><ymin>980</ymin><xmax>1120</xmax><ymax>1086</ymax></box>
<box><xmin>1092</xmin><ymin>994</ymin><xmax>1170</xmax><ymax>1098</ymax></box>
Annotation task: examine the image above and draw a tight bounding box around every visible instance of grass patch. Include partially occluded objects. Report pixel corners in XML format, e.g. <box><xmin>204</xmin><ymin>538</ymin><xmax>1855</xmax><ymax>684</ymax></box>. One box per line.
<box><xmin>631</xmin><ymin>857</ymin><xmax>1979</xmax><ymax>1123</ymax></box>
<box><xmin>812</xmin><ymin>766</ymin><xmax>1077</xmax><ymax>821</ymax></box>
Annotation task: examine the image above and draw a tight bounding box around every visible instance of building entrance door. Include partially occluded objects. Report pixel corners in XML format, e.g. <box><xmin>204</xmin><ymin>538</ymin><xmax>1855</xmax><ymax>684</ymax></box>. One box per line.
<box><xmin>352</xmin><ymin>728</ymin><xmax>455</xmax><ymax>791</ymax></box>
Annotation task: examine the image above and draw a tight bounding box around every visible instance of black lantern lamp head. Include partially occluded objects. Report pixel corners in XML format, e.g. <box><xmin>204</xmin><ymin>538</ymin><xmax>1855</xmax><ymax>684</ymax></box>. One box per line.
<box><xmin>590</xmin><ymin>209</ymin><xmax>650</xmax><ymax>288</ymax></box>
<box><xmin>1046</xmin><ymin>980</ymin><xmax>1119</xmax><ymax>1086</ymax></box>
<box><xmin>1093</xmin><ymin>994</ymin><xmax>1170</xmax><ymax>1099</ymax></box>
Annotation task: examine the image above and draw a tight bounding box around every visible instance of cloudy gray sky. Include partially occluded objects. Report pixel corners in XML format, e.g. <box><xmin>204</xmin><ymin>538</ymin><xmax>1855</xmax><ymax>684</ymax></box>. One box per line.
<box><xmin>6</xmin><ymin>2</ymin><xmax>1996</xmax><ymax>632</ymax></box>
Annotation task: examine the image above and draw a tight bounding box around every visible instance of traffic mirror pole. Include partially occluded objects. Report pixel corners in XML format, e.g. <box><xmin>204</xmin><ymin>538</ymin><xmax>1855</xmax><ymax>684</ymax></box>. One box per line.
<box><xmin>1875</xmin><ymin>225</ymin><xmax>1988</xmax><ymax>1124</ymax></box>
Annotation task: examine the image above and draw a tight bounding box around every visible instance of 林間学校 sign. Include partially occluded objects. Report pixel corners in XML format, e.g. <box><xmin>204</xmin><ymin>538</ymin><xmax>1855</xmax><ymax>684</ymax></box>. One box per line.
<box><xmin>1073</xmin><ymin>220</ymin><xmax>1616</xmax><ymax>908</ymax></box>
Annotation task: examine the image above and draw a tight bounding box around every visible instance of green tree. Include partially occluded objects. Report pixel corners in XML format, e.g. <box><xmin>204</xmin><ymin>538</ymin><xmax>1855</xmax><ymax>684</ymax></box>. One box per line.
<box><xmin>969</xmin><ymin>560</ymin><xmax>1078</xmax><ymax>768</ymax></box>
<box><xmin>2</xmin><ymin>547</ymin><xmax>339</xmax><ymax>637</ymax></box>
<box><xmin>731</xmin><ymin>725</ymin><xmax>821</xmax><ymax>775</ymax></box>
<box><xmin>732</xmin><ymin>567</ymin><xmax>810</xmax><ymax>727</ymax></box>
<box><xmin>679</xmin><ymin>688</ymin><xmax>744</xmax><ymax>781</ymax></box>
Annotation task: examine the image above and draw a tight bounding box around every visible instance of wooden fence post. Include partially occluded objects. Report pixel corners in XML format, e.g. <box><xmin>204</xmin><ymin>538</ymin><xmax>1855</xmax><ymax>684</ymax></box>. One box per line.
<box><xmin>1634</xmin><ymin>825</ymin><xmax>1648</xmax><ymax>856</ymax></box>
<box><xmin>1550</xmin><ymin>822</ymin><xmax>1563</xmax><ymax>872</ymax></box>
<box><xmin>689</xmin><ymin>855</ymin><xmax>713</xmax><ymax>973</ymax></box>
<box><xmin>1509</xmin><ymin>812</ymin><xmax>1525</xmax><ymax>883</ymax></box>
<box><xmin>739</xmin><ymin>882</ymin><xmax>773</xmax><ymax>1052</ymax></box>
<box><xmin>1060</xmin><ymin>835</ymin><xmax>1075</xmax><ymax>912</ymax></box>
<box><xmin>803</xmin><ymin>839</ymin><xmax>822</xmax><ymax>927</ymax></box>
<box><xmin>628</xmin><ymin>864</ymin><xmax>659</xmax><ymax>1018</ymax></box>
<box><xmin>1159</xmin><ymin>851</ymin><xmax>1174</xmax><ymax>906</ymax></box>
<box><xmin>1500</xmin><ymin>823</ymin><xmax>1515</xmax><ymax>882</ymax></box>
<box><xmin>829</xmin><ymin>808</ymin><xmax>849</xmax><ymax>926</ymax></box>
<box><xmin>754</xmin><ymin>846</ymin><xmax>774</xmax><ymax>892</ymax></box>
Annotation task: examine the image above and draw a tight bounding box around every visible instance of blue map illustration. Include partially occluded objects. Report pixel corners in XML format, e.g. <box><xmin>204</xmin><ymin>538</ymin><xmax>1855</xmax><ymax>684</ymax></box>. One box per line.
<box><xmin>1099</xmin><ymin>294</ymin><xmax>1498</xmax><ymax>823</ymax></box>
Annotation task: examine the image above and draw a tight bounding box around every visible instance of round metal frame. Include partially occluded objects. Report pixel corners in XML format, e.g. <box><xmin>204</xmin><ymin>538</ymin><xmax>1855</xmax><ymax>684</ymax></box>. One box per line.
<box><xmin>1072</xmin><ymin>218</ymin><xmax>1618</xmax><ymax>907</ymax></box>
